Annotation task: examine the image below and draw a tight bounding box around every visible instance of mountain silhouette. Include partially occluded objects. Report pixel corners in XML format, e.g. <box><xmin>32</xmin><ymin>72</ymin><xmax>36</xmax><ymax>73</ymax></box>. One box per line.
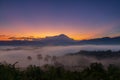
<box><xmin>41</xmin><ymin>34</ymin><xmax>73</xmax><ymax>41</ymax></box>
<box><xmin>0</xmin><ymin>34</ymin><xmax>120</xmax><ymax>46</ymax></box>
<box><xmin>77</xmin><ymin>36</ymin><xmax>120</xmax><ymax>45</ymax></box>
<box><xmin>40</xmin><ymin>34</ymin><xmax>75</xmax><ymax>45</ymax></box>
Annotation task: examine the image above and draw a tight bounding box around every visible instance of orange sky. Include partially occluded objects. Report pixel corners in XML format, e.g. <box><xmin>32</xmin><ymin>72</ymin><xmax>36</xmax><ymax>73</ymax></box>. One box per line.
<box><xmin>0</xmin><ymin>23</ymin><xmax>106</xmax><ymax>40</ymax></box>
<box><xmin>1</xmin><ymin>0</ymin><xmax>120</xmax><ymax>41</ymax></box>
<box><xmin>0</xmin><ymin>21</ymin><xmax>119</xmax><ymax>41</ymax></box>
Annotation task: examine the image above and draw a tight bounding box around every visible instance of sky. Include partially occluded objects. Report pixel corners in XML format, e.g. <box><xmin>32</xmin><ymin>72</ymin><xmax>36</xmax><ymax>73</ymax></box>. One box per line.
<box><xmin>0</xmin><ymin>0</ymin><xmax>120</xmax><ymax>40</ymax></box>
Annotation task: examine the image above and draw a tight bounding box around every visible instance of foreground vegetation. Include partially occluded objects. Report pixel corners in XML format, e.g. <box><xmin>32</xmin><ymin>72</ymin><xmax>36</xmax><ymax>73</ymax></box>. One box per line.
<box><xmin>0</xmin><ymin>62</ymin><xmax>120</xmax><ymax>80</ymax></box>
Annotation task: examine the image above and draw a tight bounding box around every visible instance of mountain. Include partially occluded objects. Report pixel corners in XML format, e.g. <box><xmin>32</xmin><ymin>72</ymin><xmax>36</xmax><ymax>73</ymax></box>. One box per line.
<box><xmin>41</xmin><ymin>34</ymin><xmax>73</xmax><ymax>41</ymax></box>
<box><xmin>77</xmin><ymin>36</ymin><xmax>120</xmax><ymax>45</ymax></box>
<box><xmin>40</xmin><ymin>34</ymin><xmax>75</xmax><ymax>45</ymax></box>
<box><xmin>0</xmin><ymin>34</ymin><xmax>120</xmax><ymax>46</ymax></box>
<box><xmin>0</xmin><ymin>34</ymin><xmax>75</xmax><ymax>46</ymax></box>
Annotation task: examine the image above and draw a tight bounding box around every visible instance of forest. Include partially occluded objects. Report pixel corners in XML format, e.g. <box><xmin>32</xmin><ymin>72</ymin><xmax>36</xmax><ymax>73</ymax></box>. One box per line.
<box><xmin>0</xmin><ymin>62</ymin><xmax>120</xmax><ymax>80</ymax></box>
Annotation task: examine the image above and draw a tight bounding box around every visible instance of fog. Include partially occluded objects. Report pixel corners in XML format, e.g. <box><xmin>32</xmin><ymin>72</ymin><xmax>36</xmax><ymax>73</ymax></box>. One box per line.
<box><xmin>57</xmin><ymin>54</ymin><xmax>120</xmax><ymax>70</ymax></box>
<box><xmin>0</xmin><ymin>45</ymin><xmax>120</xmax><ymax>68</ymax></box>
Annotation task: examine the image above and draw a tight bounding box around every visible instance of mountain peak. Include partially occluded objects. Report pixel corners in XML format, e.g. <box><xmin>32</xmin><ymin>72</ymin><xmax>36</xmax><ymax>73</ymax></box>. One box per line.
<box><xmin>41</xmin><ymin>34</ymin><xmax>74</xmax><ymax>43</ymax></box>
<box><xmin>57</xmin><ymin>34</ymin><xmax>69</xmax><ymax>38</ymax></box>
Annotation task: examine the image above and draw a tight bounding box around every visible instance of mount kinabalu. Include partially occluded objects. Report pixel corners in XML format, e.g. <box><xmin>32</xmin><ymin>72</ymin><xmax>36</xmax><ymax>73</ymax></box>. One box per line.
<box><xmin>0</xmin><ymin>34</ymin><xmax>120</xmax><ymax>46</ymax></box>
<box><xmin>39</xmin><ymin>34</ymin><xmax>75</xmax><ymax>45</ymax></box>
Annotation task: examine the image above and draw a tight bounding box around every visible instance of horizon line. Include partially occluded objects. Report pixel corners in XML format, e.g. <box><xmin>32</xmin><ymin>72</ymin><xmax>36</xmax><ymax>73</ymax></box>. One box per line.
<box><xmin>0</xmin><ymin>34</ymin><xmax>120</xmax><ymax>41</ymax></box>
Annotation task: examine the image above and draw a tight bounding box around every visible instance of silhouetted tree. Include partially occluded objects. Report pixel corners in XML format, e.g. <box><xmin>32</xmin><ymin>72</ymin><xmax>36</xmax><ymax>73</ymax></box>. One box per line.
<box><xmin>37</xmin><ymin>54</ymin><xmax>43</xmax><ymax>60</ymax></box>
<box><xmin>44</xmin><ymin>55</ymin><xmax>51</xmax><ymax>62</ymax></box>
<box><xmin>27</xmin><ymin>56</ymin><xmax>32</xmax><ymax>61</ymax></box>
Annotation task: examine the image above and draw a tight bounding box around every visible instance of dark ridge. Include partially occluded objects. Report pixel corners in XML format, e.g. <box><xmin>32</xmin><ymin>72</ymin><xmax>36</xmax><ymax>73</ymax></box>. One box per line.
<box><xmin>0</xmin><ymin>34</ymin><xmax>120</xmax><ymax>46</ymax></box>
<box><xmin>67</xmin><ymin>50</ymin><xmax>120</xmax><ymax>59</ymax></box>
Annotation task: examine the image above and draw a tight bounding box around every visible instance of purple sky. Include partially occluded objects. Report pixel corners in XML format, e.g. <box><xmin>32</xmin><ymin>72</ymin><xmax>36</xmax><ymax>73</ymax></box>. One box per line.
<box><xmin>0</xmin><ymin>0</ymin><xmax>120</xmax><ymax>40</ymax></box>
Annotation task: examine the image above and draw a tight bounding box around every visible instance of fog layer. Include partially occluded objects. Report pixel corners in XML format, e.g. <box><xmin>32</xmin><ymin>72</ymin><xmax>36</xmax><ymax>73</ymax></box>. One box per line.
<box><xmin>0</xmin><ymin>45</ymin><xmax>120</xmax><ymax>67</ymax></box>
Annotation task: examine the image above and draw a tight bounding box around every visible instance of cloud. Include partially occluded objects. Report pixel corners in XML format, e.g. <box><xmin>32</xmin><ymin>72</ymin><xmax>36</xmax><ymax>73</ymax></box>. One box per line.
<box><xmin>0</xmin><ymin>35</ymin><xmax>11</xmax><ymax>40</ymax></box>
<box><xmin>8</xmin><ymin>36</ymin><xmax>42</xmax><ymax>41</ymax></box>
<box><xmin>0</xmin><ymin>35</ymin><xmax>7</xmax><ymax>37</ymax></box>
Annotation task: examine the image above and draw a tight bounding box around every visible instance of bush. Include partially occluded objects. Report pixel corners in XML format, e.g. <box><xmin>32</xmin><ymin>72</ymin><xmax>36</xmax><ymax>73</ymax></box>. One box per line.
<box><xmin>0</xmin><ymin>63</ymin><xmax>120</xmax><ymax>80</ymax></box>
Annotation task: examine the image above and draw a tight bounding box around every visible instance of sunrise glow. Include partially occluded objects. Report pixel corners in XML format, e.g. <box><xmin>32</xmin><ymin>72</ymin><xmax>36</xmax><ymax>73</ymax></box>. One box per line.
<box><xmin>0</xmin><ymin>0</ymin><xmax>120</xmax><ymax>41</ymax></box>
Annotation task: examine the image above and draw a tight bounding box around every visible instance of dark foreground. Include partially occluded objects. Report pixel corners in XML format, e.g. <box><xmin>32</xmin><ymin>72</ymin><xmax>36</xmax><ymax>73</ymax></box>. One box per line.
<box><xmin>0</xmin><ymin>62</ymin><xmax>120</xmax><ymax>80</ymax></box>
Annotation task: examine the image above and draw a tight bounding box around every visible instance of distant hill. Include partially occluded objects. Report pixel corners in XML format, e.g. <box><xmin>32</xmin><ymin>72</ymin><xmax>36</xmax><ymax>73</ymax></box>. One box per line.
<box><xmin>0</xmin><ymin>34</ymin><xmax>120</xmax><ymax>46</ymax></box>
<box><xmin>77</xmin><ymin>36</ymin><xmax>120</xmax><ymax>45</ymax></box>
<box><xmin>67</xmin><ymin>50</ymin><xmax>120</xmax><ymax>59</ymax></box>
